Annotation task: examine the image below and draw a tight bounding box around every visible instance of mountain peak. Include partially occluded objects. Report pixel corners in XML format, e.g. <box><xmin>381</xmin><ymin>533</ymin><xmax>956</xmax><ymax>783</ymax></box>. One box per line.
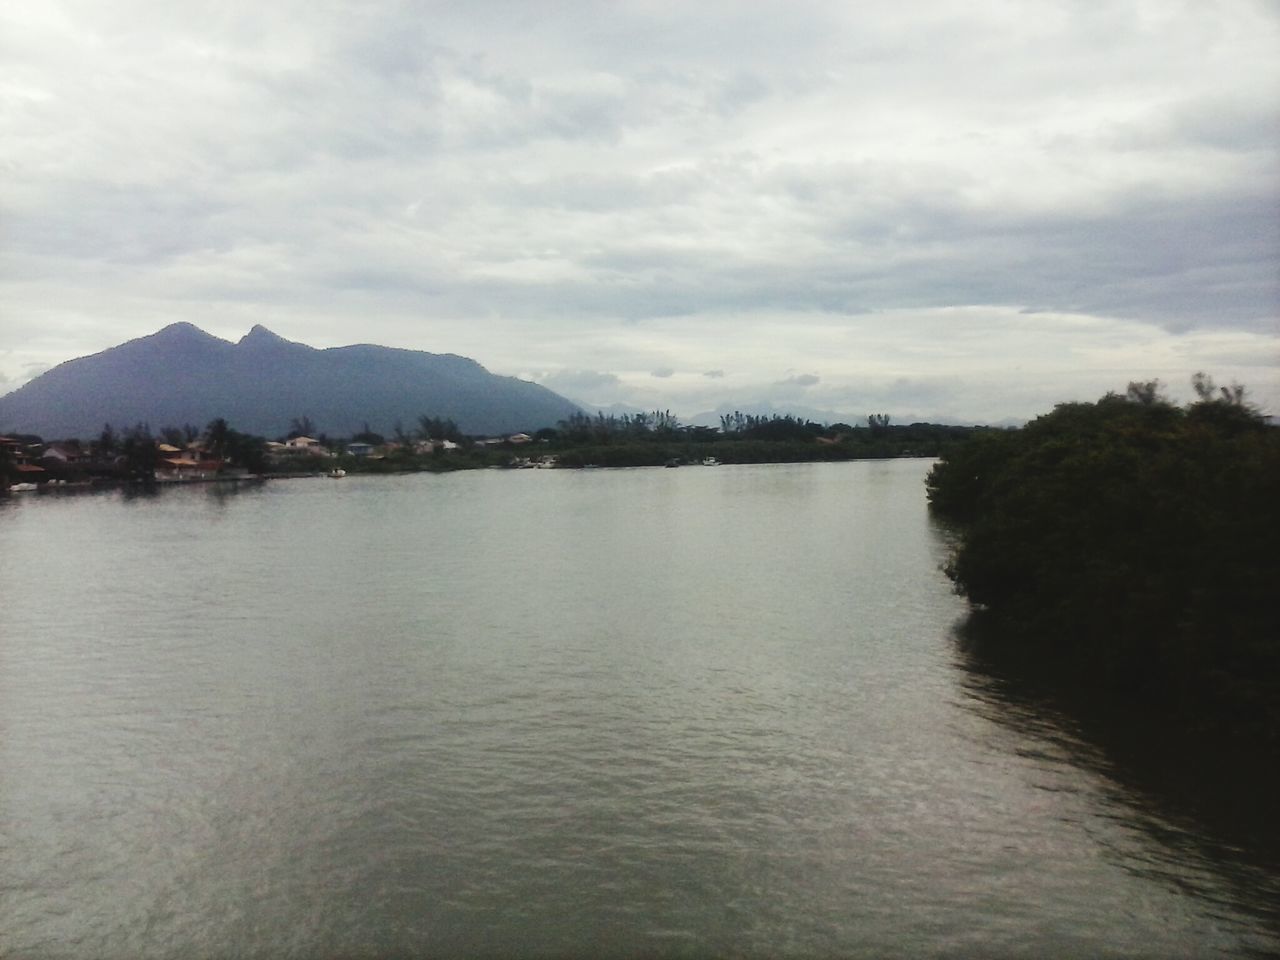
<box><xmin>152</xmin><ymin>322</ymin><xmax>218</xmax><ymax>341</ymax></box>
<box><xmin>139</xmin><ymin>323</ymin><xmax>229</xmax><ymax>355</ymax></box>
<box><xmin>238</xmin><ymin>324</ymin><xmax>290</xmax><ymax>347</ymax></box>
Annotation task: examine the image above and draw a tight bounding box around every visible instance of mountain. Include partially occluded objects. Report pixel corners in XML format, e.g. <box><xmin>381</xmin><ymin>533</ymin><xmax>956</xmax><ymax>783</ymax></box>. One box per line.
<box><xmin>0</xmin><ymin>323</ymin><xmax>582</xmax><ymax>439</ymax></box>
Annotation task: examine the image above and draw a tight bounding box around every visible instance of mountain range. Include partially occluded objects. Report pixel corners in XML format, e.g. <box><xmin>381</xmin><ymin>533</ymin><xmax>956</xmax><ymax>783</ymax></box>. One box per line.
<box><xmin>0</xmin><ymin>323</ymin><xmax>581</xmax><ymax>440</ymax></box>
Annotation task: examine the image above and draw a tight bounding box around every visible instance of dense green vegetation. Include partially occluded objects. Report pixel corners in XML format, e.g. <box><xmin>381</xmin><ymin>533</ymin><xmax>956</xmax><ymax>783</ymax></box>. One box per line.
<box><xmin>927</xmin><ymin>378</ymin><xmax>1279</xmax><ymax>746</ymax></box>
<box><xmin>537</xmin><ymin>411</ymin><xmax>977</xmax><ymax>467</ymax></box>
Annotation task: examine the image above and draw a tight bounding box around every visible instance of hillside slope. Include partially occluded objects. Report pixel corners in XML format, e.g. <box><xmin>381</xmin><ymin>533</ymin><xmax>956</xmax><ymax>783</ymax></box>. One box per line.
<box><xmin>0</xmin><ymin>324</ymin><xmax>580</xmax><ymax>438</ymax></box>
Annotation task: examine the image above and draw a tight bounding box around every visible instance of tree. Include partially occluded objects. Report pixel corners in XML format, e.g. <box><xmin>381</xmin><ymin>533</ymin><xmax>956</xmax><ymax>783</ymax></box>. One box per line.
<box><xmin>1191</xmin><ymin>371</ymin><xmax>1248</xmax><ymax>406</ymax></box>
<box><xmin>720</xmin><ymin>411</ymin><xmax>748</xmax><ymax>435</ymax></box>
<box><xmin>97</xmin><ymin>423</ymin><xmax>118</xmax><ymax>459</ymax></box>
<box><xmin>416</xmin><ymin>415</ymin><xmax>461</xmax><ymax>443</ymax></box>
<box><xmin>352</xmin><ymin>422</ymin><xmax>384</xmax><ymax>445</ymax></box>
<box><xmin>927</xmin><ymin>377</ymin><xmax>1278</xmax><ymax>738</ymax></box>
<box><xmin>120</xmin><ymin>423</ymin><xmax>158</xmax><ymax>483</ymax></box>
<box><xmin>288</xmin><ymin>416</ymin><xmax>316</xmax><ymax>439</ymax></box>
<box><xmin>1122</xmin><ymin>379</ymin><xmax>1164</xmax><ymax>405</ymax></box>
<box><xmin>222</xmin><ymin>426</ymin><xmax>267</xmax><ymax>473</ymax></box>
<box><xmin>205</xmin><ymin>418</ymin><xmax>230</xmax><ymax>460</ymax></box>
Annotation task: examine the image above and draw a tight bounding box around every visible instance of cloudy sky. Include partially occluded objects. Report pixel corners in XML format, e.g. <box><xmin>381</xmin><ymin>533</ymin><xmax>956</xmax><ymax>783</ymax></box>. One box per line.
<box><xmin>3</xmin><ymin>0</ymin><xmax>1277</xmax><ymax>423</ymax></box>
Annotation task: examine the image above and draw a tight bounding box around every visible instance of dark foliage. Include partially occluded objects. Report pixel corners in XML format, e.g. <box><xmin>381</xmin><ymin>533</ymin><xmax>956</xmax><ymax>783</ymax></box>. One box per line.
<box><xmin>351</xmin><ymin>423</ymin><xmax>385</xmax><ymax>446</ymax></box>
<box><xmin>219</xmin><ymin>423</ymin><xmax>268</xmax><ymax>474</ymax></box>
<box><xmin>549</xmin><ymin>410</ymin><xmax>979</xmax><ymax>461</ymax></box>
<box><xmin>120</xmin><ymin>423</ymin><xmax>159</xmax><ymax>483</ymax></box>
<box><xmin>928</xmin><ymin>380</ymin><xmax>1280</xmax><ymax>744</ymax></box>
<box><xmin>417</xmin><ymin>414</ymin><xmax>463</xmax><ymax>443</ymax></box>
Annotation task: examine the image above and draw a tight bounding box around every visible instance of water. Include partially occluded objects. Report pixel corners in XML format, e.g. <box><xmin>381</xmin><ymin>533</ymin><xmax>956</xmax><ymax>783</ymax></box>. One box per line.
<box><xmin>2</xmin><ymin>461</ymin><xmax>1277</xmax><ymax>958</ymax></box>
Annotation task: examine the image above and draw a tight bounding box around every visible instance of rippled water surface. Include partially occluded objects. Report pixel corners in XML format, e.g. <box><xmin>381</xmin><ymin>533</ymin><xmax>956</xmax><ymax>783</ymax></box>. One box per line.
<box><xmin>2</xmin><ymin>461</ymin><xmax>1277</xmax><ymax>958</ymax></box>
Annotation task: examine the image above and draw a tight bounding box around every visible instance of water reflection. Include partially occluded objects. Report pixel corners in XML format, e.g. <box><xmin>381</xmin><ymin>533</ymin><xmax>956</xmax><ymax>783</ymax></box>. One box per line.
<box><xmin>953</xmin><ymin>613</ymin><xmax>1280</xmax><ymax>948</ymax></box>
<box><xmin>6</xmin><ymin>462</ymin><xmax>1280</xmax><ymax>958</ymax></box>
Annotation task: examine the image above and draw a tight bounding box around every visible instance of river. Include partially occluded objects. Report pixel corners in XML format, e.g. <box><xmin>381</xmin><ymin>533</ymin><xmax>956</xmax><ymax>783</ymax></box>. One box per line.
<box><xmin>2</xmin><ymin>460</ymin><xmax>1277</xmax><ymax>958</ymax></box>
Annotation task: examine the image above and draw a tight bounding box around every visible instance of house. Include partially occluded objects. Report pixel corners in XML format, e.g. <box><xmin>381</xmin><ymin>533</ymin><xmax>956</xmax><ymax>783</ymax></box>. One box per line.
<box><xmin>43</xmin><ymin>442</ymin><xmax>90</xmax><ymax>464</ymax></box>
<box><xmin>270</xmin><ymin>436</ymin><xmax>328</xmax><ymax>461</ymax></box>
<box><xmin>412</xmin><ymin>439</ymin><xmax>461</xmax><ymax>454</ymax></box>
<box><xmin>3</xmin><ymin>437</ymin><xmax>48</xmax><ymax>471</ymax></box>
<box><xmin>346</xmin><ymin>442</ymin><xmax>374</xmax><ymax>457</ymax></box>
<box><xmin>156</xmin><ymin>453</ymin><xmax>224</xmax><ymax>482</ymax></box>
<box><xmin>11</xmin><ymin>463</ymin><xmax>47</xmax><ymax>486</ymax></box>
<box><xmin>1</xmin><ymin>436</ymin><xmax>41</xmax><ymax>463</ymax></box>
<box><xmin>2</xmin><ymin>437</ymin><xmax>47</xmax><ymax>490</ymax></box>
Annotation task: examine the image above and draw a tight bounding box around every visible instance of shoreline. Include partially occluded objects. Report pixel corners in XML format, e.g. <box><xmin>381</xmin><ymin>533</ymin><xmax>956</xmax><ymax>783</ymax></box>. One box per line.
<box><xmin>2</xmin><ymin>452</ymin><xmax>947</xmax><ymax>498</ymax></box>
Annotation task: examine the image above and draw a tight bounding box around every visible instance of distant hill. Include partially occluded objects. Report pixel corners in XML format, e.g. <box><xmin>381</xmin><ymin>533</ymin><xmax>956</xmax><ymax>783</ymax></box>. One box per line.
<box><xmin>0</xmin><ymin>323</ymin><xmax>582</xmax><ymax>439</ymax></box>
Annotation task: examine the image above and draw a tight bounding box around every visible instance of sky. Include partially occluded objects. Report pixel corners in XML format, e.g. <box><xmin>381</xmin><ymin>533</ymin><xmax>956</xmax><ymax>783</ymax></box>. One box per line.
<box><xmin>2</xmin><ymin>0</ymin><xmax>1278</xmax><ymax>424</ymax></box>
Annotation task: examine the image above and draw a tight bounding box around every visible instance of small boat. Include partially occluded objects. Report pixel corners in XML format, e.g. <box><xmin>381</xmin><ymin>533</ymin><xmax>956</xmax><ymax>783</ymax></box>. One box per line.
<box><xmin>328</xmin><ymin>468</ymin><xmax>346</xmax><ymax>478</ymax></box>
<box><xmin>701</xmin><ymin>457</ymin><xmax>720</xmax><ymax>466</ymax></box>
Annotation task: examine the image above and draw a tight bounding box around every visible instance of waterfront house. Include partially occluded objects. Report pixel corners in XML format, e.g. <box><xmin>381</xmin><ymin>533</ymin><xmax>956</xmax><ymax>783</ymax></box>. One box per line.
<box><xmin>11</xmin><ymin>463</ymin><xmax>47</xmax><ymax>486</ymax></box>
<box><xmin>156</xmin><ymin>453</ymin><xmax>224</xmax><ymax>481</ymax></box>
<box><xmin>3</xmin><ymin>437</ymin><xmax>49</xmax><ymax>485</ymax></box>
<box><xmin>43</xmin><ymin>442</ymin><xmax>90</xmax><ymax>464</ymax></box>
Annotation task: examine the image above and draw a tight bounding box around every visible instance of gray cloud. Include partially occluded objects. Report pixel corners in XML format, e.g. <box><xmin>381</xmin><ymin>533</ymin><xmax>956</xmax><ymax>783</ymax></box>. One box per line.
<box><xmin>538</xmin><ymin>369</ymin><xmax>620</xmax><ymax>395</ymax></box>
<box><xmin>2</xmin><ymin>0</ymin><xmax>1277</xmax><ymax>421</ymax></box>
<box><xmin>778</xmin><ymin>374</ymin><xmax>821</xmax><ymax>388</ymax></box>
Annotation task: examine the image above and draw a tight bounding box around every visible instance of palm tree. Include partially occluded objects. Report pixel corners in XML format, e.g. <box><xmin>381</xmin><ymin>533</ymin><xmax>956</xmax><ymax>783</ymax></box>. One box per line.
<box><xmin>206</xmin><ymin>418</ymin><xmax>230</xmax><ymax>461</ymax></box>
<box><xmin>97</xmin><ymin>423</ymin><xmax>118</xmax><ymax>460</ymax></box>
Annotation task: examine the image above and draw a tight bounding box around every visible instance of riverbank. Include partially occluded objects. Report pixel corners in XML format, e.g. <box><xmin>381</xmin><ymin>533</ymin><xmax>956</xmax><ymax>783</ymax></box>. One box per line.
<box><xmin>1</xmin><ymin>446</ymin><xmax>947</xmax><ymax>498</ymax></box>
<box><xmin>301</xmin><ymin>432</ymin><xmax>973</xmax><ymax>477</ymax></box>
